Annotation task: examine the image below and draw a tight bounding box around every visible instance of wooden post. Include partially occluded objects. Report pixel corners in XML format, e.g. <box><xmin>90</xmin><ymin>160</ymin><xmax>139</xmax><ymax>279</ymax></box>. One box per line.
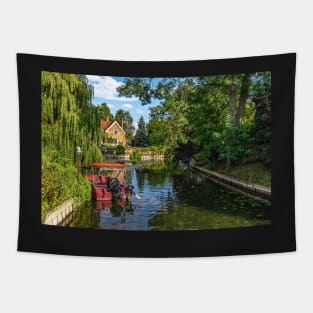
<box><xmin>76</xmin><ymin>146</ymin><xmax>81</xmax><ymax>180</ymax></box>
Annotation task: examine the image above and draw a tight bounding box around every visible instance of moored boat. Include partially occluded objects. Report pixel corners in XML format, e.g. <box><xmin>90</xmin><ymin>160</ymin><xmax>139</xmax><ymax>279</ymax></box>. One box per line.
<box><xmin>85</xmin><ymin>162</ymin><xmax>134</xmax><ymax>201</ymax></box>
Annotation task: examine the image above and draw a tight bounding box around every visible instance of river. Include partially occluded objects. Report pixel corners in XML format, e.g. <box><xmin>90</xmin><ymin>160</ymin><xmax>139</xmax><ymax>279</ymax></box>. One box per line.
<box><xmin>70</xmin><ymin>163</ymin><xmax>271</xmax><ymax>231</ymax></box>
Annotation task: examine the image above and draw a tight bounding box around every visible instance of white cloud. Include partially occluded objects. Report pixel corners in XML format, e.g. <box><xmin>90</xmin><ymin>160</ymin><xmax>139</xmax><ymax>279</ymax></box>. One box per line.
<box><xmin>122</xmin><ymin>103</ymin><xmax>133</xmax><ymax>109</ymax></box>
<box><xmin>133</xmin><ymin>123</ymin><xmax>138</xmax><ymax>130</ymax></box>
<box><xmin>107</xmin><ymin>103</ymin><xmax>114</xmax><ymax>109</ymax></box>
<box><xmin>86</xmin><ymin>75</ymin><xmax>137</xmax><ymax>102</ymax></box>
<box><xmin>136</xmin><ymin>109</ymin><xmax>144</xmax><ymax>114</ymax></box>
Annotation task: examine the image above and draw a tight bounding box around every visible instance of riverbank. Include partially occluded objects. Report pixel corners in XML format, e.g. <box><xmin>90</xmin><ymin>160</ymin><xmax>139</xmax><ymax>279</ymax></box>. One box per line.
<box><xmin>41</xmin><ymin>148</ymin><xmax>92</xmax><ymax>221</ymax></box>
<box><xmin>215</xmin><ymin>162</ymin><xmax>271</xmax><ymax>188</ymax></box>
<box><xmin>190</xmin><ymin>162</ymin><xmax>271</xmax><ymax>204</ymax></box>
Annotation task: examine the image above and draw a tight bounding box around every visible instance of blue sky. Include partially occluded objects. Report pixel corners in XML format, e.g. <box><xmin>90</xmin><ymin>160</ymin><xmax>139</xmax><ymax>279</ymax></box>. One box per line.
<box><xmin>86</xmin><ymin>75</ymin><xmax>160</xmax><ymax>129</ymax></box>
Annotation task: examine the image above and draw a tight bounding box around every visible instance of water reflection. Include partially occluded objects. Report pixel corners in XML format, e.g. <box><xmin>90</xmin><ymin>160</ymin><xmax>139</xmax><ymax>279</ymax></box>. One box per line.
<box><xmin>71</xmin><ymin>163</ymin><xmax>271</xmax><ymax>231</ymax></box>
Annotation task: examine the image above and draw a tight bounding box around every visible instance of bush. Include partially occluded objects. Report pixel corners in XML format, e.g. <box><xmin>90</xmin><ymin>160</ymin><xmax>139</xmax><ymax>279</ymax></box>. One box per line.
<box><xmin>129</xmin><ymin>150</ymin><xmax>142</xmax><ymax>161</ymax></box>
<box><xmin>104</xmin><ymin>133</ymin><xmax>113</xmax><ymax>144</ymax></box>
<box><xmin>41</xmin><ymin>148</ymin><xmax>91</xmax><ymax>219</ymax></box>
<box><xmin>115</xmin><ymin>144</ymin><xmax>125</xmax><ymax>155</ymax></box>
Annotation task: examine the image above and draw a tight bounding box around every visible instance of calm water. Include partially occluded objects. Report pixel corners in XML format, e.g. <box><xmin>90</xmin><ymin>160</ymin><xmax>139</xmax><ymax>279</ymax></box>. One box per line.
<box><xmin>70</xmin><ymin>163</ymin><xmax>271</xmax><ymax>231</ymax></box>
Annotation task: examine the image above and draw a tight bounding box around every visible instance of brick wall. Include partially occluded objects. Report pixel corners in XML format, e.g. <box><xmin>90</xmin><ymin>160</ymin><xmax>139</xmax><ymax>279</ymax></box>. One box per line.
<box><xmin>105</xmin><ymin>123</ymin><xmax>126</xmax><ymax>145</ymax></box>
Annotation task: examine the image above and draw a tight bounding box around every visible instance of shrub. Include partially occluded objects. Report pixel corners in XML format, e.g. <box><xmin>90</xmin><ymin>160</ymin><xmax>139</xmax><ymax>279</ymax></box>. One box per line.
<box><xmin>41</xmin><ymin>148</ymin><xmax>91</xmax><ymax>219</ymax></box>
<box><xmin>129</xmin><ymin>150</ymin><xmax>142</xmax><ymax>162</ymax></box>
<box><xmin>104</xmin><ymin>133</ymin><xmax>113</xmax><ymax>144</ymax></box>
<box><xmin>115</xmin><ymin>144</ymin><xmax>125</xmax><ymax>155</ymax></box>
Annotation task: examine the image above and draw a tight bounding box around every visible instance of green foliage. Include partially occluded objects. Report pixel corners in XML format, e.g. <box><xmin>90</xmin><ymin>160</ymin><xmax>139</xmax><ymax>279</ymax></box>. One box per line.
<box><xmin>217</xmin><ymin>125</ymin><xmax>251</xmax><ymax>162</ymax></box>
<box><xmin>250</xmin><ymin>72</ymin><xmax>271</xmax><ymax>145</ymax></box>
<box><xmin>117</xmin><ymin>72</ymin><xmax>271</xmax><ymax>170</ymax></box>
<box><xmin>218</xmin><ymin>162</ymin><xmax>271</xmax><ymax>187</ymax></box>
<box><xmin>104</xmin><ymin>133</ymin><xmax>113</xmax><ymax>144</ymax></box>
<box><xmin>41</xmin><ymin>71</ymin><xmax>104</xmax><ymax>167</ymax></box>
<box><xmin>97</xmin><ymin>102</ymin><xmax>113</xmax><ymax>120</ymax></box>
<box><xmin>115</xmin><ymin>144</ymin><xmax>125</xmax><ymax>155</ymax></box>
<box><xmin>253</xmin><ymin>97</ymin><xmax>271</xmax><ymax>145</ymax></box>
<box><xmin>115</xmin><ymin>109</ymin><xmax>135</xmax><ymax>140</ymax></box>
<box><xmin>150</xmin><ymin>145</ymin><xmax>167</xmax><ymax>153</ymax></box>
<box><xmin>135</xmin><ymin>116</ymin><xmax>148</xmax><ymax>146</ymax></box>
<box><xmin>147</xmin><ymin>118</ymin><xmax>167</xmax><ymax>146</ymax></box>
<box><xmin>41</xmin><ymin>72</ymin><xmax>106</xmax><ymax>217</ymax></box>
<box><xmin>130</xmin><ymin>150</ymin><xmax>142</xmax><ymax>162</ymax></box>
<box><xmin>41</xmin><ymin>148</ymin><xmax>91</xmax><ymax>219</ymax></box>
<box><xmin>117</xmin><ymin>78</ymin><xmax>155</xmax><ymax>105</ymax></box>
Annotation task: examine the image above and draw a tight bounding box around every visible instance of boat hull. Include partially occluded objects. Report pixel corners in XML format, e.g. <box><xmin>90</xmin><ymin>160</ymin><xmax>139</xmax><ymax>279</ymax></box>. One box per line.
<box><xmin>85</xmin><ymin>175</ymin><xmax>132</xmax><ymax>201</ymax></box>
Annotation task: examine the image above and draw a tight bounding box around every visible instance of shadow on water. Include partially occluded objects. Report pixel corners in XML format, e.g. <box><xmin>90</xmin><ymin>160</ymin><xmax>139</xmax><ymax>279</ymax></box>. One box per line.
<box><xmin>70</xmin><ymin>162</ymin><xmax>271</xmax><ymax>231</ymax></box>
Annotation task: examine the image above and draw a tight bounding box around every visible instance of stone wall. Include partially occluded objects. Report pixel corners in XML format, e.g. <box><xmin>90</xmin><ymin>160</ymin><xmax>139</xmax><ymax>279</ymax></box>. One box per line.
<box><xmin>43</xmin><ymin>198</ymin><xmax>74</xmax><ymax>226</ymax></box>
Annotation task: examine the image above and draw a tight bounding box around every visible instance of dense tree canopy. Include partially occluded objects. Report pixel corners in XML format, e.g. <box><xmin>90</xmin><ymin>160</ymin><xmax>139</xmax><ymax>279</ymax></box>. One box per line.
<box><xmin>97</xmin><ymin>102</ymin><xmax>113</xmax><ymax>120</ymax></box>
<box><xmin>118</xmin><ymin>73</ymin><xmax>271</xmax><ymax>170</ymax></box>
<box><xmin>135</xmin><ymin>116</ymin><xmax>148</xmax><ymax>146</ymax></box>
<box><xmin>41</xmin><ymin>72</ymin><xmax>103</xmax><ymax>167</ymax></box>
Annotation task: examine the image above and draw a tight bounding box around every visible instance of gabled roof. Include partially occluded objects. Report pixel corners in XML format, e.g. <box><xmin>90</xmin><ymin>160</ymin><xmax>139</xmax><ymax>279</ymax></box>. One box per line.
<box><xmin>100</xmin><ymin>119</ymin><xmax>113</xmax><ymax>130</ymax></box>
<box><xmin>100</xmin><ymin>120</ymin><xmax>125</xmax><ymax>134</ymax></box>
<box><xmin>106</xmin><ymin>121</ymin><xmax>126</xmax><ymax>134</ymax></box>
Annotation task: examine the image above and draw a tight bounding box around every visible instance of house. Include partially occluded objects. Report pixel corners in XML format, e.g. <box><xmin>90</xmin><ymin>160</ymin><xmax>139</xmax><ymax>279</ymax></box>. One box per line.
<box><xmin>100</xmin><ymin>116</ymin><xmax>126</xmax><ymax>146</ymax></box>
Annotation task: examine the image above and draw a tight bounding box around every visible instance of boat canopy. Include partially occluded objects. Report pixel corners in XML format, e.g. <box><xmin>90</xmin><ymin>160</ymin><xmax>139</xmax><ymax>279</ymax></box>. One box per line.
<box><xmin>92</xmin><ymin>162</ymin><xmax>125</xmax><ymax>169</ymax></box>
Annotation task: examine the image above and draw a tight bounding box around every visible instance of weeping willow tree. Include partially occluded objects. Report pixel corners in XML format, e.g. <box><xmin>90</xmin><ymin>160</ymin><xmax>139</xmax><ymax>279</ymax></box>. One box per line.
<box><xmin>41</xmin><ymin>71</ymin><xmax>103</xmax><ymax>166</ymax></box>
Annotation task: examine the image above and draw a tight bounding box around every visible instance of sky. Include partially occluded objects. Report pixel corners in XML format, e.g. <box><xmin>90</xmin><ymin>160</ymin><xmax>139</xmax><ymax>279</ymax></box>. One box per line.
<box><xmin>86</xmin><ymin>75</ymin><xmax>160</xmax><ymax>129</ymax></box>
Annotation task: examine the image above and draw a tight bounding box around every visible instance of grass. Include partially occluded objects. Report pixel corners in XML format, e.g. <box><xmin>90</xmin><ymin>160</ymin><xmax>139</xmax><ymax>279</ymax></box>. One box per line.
<box><xmin>216</xmin><ymin>162</ymin><xmax>271</xmax><ymax>187</ymax></box>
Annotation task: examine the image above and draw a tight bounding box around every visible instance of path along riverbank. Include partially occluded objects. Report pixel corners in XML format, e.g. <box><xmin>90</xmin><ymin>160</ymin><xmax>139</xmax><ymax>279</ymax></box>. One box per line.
<box><xmin>190</xmin><ymin>162</ymin><xmax>271</xmax><ymax>205</ymax></box>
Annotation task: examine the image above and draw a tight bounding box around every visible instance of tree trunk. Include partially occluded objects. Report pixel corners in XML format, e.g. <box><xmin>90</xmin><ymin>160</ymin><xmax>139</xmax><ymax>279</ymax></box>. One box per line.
<box><xmin>226</xmin><ymin>81</ymin><xmax>236</xmax><ymax>171</ymax></box>
<box><xmin>225</xmin><ymin>151</ymin><xmax>231</xmax><ymax>172</ymax></box>
<box><xmin>229</xmin><ymin>82</ymin><xmax>237</xmax><ymax>122</ymax></box>
<box><xmin>236</xmin><ymin>73</ymin><xmax>251</xmax><ymax>124</ymax></box>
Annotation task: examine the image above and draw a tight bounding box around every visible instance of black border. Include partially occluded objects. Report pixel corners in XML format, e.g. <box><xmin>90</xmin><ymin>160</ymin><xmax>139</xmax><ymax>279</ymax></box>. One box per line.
<box><xmin>17</xmin><ymin>53</ymin><xmax>296</xmax><ymax>257</ymax></box>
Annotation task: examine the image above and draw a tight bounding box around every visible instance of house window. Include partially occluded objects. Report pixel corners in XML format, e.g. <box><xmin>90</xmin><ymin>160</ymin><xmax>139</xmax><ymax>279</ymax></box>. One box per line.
<box><xmin>113</xmin><ymin>130</ymin><xmax>118</xmax><ymax>135</ymax></box>
<box><xmin>113</xmin><ymin>139</ymin><xmax>117</xmax><ymax>145</ymax></box>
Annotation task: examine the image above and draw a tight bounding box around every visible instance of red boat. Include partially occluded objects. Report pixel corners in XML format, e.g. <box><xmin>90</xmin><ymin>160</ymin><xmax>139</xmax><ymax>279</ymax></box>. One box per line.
<box><xmin>85</xmin><ymin>162</ymin><xmax>134</xmax><ymax>201</ymax></box>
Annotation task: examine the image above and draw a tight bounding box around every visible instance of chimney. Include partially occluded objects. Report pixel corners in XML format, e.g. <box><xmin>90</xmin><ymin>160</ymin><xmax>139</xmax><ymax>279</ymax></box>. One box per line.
<box><xmin>121</xmin><ymin>117</ymin><xmax>124</xmax><ymax>129</ymax></box>
<box><xmin>106</xmin><ymin>115</ymin><xmax>110</xmax><ymax>122</ymax></box>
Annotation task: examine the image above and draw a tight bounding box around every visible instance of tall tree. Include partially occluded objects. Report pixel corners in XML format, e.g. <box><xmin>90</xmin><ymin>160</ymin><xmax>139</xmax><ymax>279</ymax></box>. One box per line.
<box><xmin>115</xmin><ymin>109</ymin><xmax>135</xmax><ymax>140</ymax></box>
<box><xmin>229</xmin><ymin>79</ymin><xmax>237</xmax><ymax>122</ymax></box>
<box><xmin>41</xmin><ymin>72</ymin><xmax>103</xmax><ymax>166</ymax></box>
<box><xmin>97</xmin><ymin>102</ymin><xmax>113</xmax><ymax>120</ymax></box>
<box><xmin>251</xmin><ymin>72</ymin><xmax>271</xmax><ymax>140</ymax></box>
<box><xmin>135</xmin><ymin>116</ymin><xmax>148</xmax><ymax>146</ymax></box>
<box><xmin>147</xmin><ymin>118</ymin><xmax>166</xmax><ymax>146</ymax></box>
<box><xmin>236</xmin><ymin>73</ymin><xmax>251</xmax><ymax>124</ymax></box>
